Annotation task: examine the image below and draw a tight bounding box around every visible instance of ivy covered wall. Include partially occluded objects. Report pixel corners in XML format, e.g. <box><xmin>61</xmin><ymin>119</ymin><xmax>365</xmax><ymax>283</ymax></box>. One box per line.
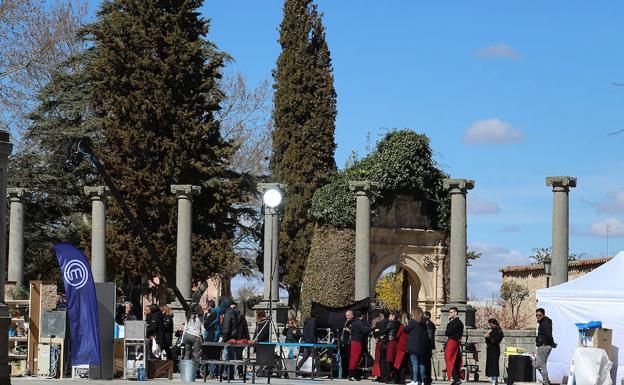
<box><xmin>300</xmin><ymin>129</ymin><xmax>450</xmax><ymax>314</ymax></box>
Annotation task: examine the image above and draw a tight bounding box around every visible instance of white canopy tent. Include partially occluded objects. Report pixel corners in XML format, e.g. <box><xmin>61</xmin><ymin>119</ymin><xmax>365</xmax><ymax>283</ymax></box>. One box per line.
<box><xmin>536</xmin><ymin>251</ymin><xmax>624</xmax><ymax>384</ymax></box>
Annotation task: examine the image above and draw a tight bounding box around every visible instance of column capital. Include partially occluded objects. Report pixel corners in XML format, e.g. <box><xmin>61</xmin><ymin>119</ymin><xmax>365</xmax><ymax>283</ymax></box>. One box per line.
<box><xmin>7</xmin><ymin>188</ymin><xmax>30</xmax><ymax>202</ymax></box>
<box><xmin>443</xmin><ymin>178</ymin><xmax>475</xmax><ymax>194</ymax></box>
<box><xmin>546</xmin><ymin>176</ymin><xmax>577</xmax><ymax>191</ymax></box>
<box><xmin>171</xmin><ymin>184</ymin><xmax>201</xmax><ymax>199</ymax></box>
<box><xmin>257</xmin><ymin>182</ymin><xmax>287</xmax><ymax>194</ymax></box>
<box><xmin>348</xmin><ymin>181</ymin><xmax>379</xmax><ymax>196</ymax></box>
<box><xmin>84</xmin><ymin>186</ymin><xmax>110</xmax><ymax>201</ymax></box>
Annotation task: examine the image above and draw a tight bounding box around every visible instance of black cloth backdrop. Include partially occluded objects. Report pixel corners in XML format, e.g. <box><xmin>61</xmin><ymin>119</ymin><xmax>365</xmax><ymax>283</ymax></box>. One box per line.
<box><xmin>311</xmin><ymin>297</ymin><xmax>371</xmax><ymax>330</ymax></box>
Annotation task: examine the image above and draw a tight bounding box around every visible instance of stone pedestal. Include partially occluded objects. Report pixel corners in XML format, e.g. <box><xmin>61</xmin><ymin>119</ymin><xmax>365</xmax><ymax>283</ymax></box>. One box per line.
<box><xmin>171</xmin><ymin>185</ymin><xmax>201</xmax><ymax>300</ymax></box>
<box><xmin>546</xmin><ymin>176</ymin><xmax>576</xmax><ymax>287</ymax></box>
<box><xmin>0</xmin><ymin>132</ymin><xmax>14</xmax><ymax>384</ymax></box>
<box><xmin>7</xmin><ymin>188</ymin><xmax>29</xmax><ymax>288</ymax></box>
<box><xmin>257</xmin><ymin>183</ymin><xmax>286</xmax><ymax>304</ymax></box>
<box><xmin>349</xmin><ymin>181</ymin><xmax>379</xmax><ymax>301</ymax></box>
<box><xmin>84</xmin><ymin>186</ymin><xmax>110</xmax><ymax>283</ymax></box>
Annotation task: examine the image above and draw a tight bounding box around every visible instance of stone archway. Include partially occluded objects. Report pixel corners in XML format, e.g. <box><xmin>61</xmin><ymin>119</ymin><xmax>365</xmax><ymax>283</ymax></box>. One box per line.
<box><xmin>369</xmin><ymin>195</ymin><xmax>447</xmax><ymax>320</ymax></box>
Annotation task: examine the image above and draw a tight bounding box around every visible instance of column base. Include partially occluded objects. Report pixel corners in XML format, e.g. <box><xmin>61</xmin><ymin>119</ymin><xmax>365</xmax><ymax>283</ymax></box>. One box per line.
<box><xmin>0</xmin><ymin>303</ymin><xmax>11</xmax><ymax>384</ymax></box>
<box><xmin>440</xmin><ymin>303</ymin><xmax>476</xmax><ymax>329</ymax></box>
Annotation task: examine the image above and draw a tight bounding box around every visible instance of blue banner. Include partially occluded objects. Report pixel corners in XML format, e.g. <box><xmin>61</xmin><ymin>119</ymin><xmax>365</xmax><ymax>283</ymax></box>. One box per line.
<box><xmin>54</xmin><ymin>243</ymin><xmax>101</xmax><ymax>366</ymax></box>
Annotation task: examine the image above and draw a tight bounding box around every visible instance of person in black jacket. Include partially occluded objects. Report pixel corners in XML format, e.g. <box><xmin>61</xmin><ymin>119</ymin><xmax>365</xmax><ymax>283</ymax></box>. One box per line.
<box><xmin>373</xmin><ymin>310</ymin><xmax>390</xmax><ymax>382</ymax></box>
<box><xmin>535</xmin><ymin>308</ymin><xmax>556</xmax><ymax>385</ymax></box>
<box><xmin>384</xmin><ymin>312</ymin><xmax>401</xmax><ymax>383</ymax></box>
<box><xmin>282</xmin><ymin>319</ymin><xmax>301</xmax><ymax>343</ymax></box>
<box><xmin>444</xmin><ymin>307</ymin><xmax>464</xmax><ymax>385</ymax></box>
<box><xmin>145</xmin><ymin>304</ymin><xmax>164</xmax><ymax>359</ymax></box>
<box><xmin>220</xmin><ymin>299</ymin><xmax>243</xmax><ymax>379</ymax></box>
<box><xmin>404</xmin><ymin>308</ymin><xmax>428</xmax><ymax>385</ymax></box>
<box><xmin>160</xmin><ymin>305</ymin><xmax>174</xmax><ymax>360</ymax></box>
<box><xmin>340</xmin><ymin>310</ymin><xmax>354</xmax><ymax>378</ymax></box>
<box><xmin>484</xmin><ymin>318</ymin><xmax>504</xmax><ymax>385</ymax></box>
<box><xmin>348</xmin><ymin>311</ymin><xmax>371</xmax><ymax>381</ymax></box>
<box><xmin>423</xmin><ymin>311</ymin><xmax>436</xmax><ymax>385</ymax></box>
<box><xmin>296</xmin><ymin>311</ymin><xmax>320</xmax><ymax>372</ymax></box>
<box><xmin>253</xmin><ymin>310</ymin><xmax>271</xmax><ymax>343</ymax></box>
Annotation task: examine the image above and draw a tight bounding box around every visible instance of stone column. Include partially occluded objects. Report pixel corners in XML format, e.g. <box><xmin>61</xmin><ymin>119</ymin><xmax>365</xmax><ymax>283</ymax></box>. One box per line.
<box><xmin>84</xmin><ymin>186</ymin><xmax>110</xmax><ymax>283</ymax></box>
<box><xmin>171</xmin><ymin>185</ymin><xmax>201</xmax><ymax>300</ymax></box>
<box><xmin>349</xmin><ymin>181</ymin><xmax>379</xmax><ymax>301</ymax></box>
<box><xmin>546</xmin><ymin>176</ymin><xmax>577</xmax><ymax>287</ymax></box>
<box><xmin>0</xmin><ymin>131</ymin><xmax>14</xmax><ymax>385</ymax></box>
<box><xmin>444</xmin><ymin>178</ymin><xmax>474</xmax><ymax>304</ymax></box>
<box><xmin>257</xmin><ymin>183</ymin><xmax>286</xmax><ymax>303</ymax></box>
<box><xmin>441</xmin><ymin>178</ymin><xmax>475</xmax><ymax>327</ymax></box>
<box><xmin>7</xmin><ymin>188</ymin><xmax>29</xmax><ymax>288</ymax></box>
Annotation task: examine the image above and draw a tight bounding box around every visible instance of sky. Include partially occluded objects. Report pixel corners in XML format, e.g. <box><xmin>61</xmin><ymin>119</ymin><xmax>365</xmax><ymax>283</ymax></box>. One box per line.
<box><xmin>89</xmin><ymin>1</ymin><xmax>624</xmax><ymax>299</ymax></box>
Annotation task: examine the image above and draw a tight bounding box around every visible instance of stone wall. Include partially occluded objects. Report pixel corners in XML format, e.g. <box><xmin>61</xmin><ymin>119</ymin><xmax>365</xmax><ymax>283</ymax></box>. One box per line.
<box><xmin>432</xmin><ymin>328</ymin><xmax>536</xmax><ymax>380</ymax></box>
<box><xmin>500</xmin><ymin>258</ymin><xmax>610</xmax><ymax>329</ymax></box>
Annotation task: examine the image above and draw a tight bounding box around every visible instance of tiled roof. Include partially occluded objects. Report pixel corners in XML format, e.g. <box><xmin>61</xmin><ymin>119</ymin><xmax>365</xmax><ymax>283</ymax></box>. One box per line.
<box><xmin>500</xmin><ymin>257</ymin><xmax>612</xmax><ymax>273</ymax></box>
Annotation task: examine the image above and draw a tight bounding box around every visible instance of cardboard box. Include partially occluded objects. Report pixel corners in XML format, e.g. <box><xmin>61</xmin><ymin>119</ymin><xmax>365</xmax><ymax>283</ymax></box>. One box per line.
<box><xmin>579</xmin><ymin>328</ymin><xmax>612</xmax><ymax>360</ymax></box>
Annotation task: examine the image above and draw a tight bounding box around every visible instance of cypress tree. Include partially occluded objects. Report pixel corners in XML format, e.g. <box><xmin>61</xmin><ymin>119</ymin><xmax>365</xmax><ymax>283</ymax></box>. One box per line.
<box><xmin>89</xmin><ymin>0</ymin><xmax>250</xmax><ymax>284</ymax></box>
<box><xmin>271</xmin><ymin>0</ymin><xmax>337</xmax><ymax>307</ymax></box>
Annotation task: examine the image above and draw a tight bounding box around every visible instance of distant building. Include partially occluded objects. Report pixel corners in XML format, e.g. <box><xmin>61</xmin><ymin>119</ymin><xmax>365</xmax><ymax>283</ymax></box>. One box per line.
<box><xmin>500</xmin><ymin>257</ymin><xmax>611</xmax><ymax>328</ymax></box>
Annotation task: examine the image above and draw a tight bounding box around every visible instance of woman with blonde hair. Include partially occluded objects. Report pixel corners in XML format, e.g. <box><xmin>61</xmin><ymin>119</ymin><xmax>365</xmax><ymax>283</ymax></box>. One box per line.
<box><xmin>160</xmin><ymin>305</ymin><xmax>174</xmax><ymax>360</ymax></box>
<box><xmin>404</xmin><ymin>307</ymin><xmax>427</xmax><ymax>385</ymax></box>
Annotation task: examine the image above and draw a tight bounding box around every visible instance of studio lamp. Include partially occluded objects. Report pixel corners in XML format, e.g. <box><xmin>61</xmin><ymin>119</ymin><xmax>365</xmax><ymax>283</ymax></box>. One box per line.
<box><xmin>263</xmin><ymin>188</ymin><xmax>282</xmax><ymax>208</ymax></box>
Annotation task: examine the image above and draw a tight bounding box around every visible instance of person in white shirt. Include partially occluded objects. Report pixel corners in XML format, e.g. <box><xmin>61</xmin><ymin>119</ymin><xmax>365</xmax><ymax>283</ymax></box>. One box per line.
<box><xmin>183</xmin><ymin>304</ymin><xmax>204</xmax><ymax>360</ymax></box>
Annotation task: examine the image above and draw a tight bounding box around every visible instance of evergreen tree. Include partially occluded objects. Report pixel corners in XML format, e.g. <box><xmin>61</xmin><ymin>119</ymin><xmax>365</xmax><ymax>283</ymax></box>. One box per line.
<box><xmin>89</xmin><ymin>0</ymin><xmax>251</xmax><ymax>284</ymax></box>
<box><xmin>271</xmin><ymin>0</ymin><xmax>337</xmax><ymax>307</ymax></box>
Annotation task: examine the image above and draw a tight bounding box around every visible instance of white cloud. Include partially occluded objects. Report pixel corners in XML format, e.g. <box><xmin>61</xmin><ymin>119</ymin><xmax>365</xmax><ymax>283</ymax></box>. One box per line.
<box><xmin>586</xmin><ymin>217</ymin><xmax>624</xmax><ymax>238</ymax></box>
<box><xmin>463</xmin><ymin>118</ymin><xmax>523</xmax><ymax>144</ymax></box>
<box><xmin>468</xmin><ymin>195</ymin><xmax>501</xmax><ymax>215</ymax></box>
<box><xmin>587</xmin><ymin>191</ymin><xmax>624</xmax><ymax>213</ymax></box>
<box><xmin>474</xmin><ymin>43</ymin><xmax>520</xmax><ymax>60</ymax></box>
<box><xmin>500</xmin><ymin>225</ymin><xmax>521</xmax><ymax>233</ymax></box>
<box><xmin>467</xmin><ymin>242</ymin><xmax>527</xmax><ymax>299</ymax></box>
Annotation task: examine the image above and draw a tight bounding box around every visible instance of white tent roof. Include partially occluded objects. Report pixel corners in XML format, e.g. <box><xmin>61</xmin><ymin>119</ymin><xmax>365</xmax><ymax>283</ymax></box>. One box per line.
<box><xmin>537</xmin><ymin>250</ymin><xmax>624</xmax><ymax>300</ymax></box>
<box><xmin>536</xmin><ymin>251</ymin><xmax>624</xmax><ymax>385</ymax></box>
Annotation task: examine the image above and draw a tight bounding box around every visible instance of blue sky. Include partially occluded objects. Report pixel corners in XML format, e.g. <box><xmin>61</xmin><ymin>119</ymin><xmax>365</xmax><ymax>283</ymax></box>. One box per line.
<box><xmin>89</xmin><ymin>1</ymin><xmax>624</xmax><ymax>299</ymax></box>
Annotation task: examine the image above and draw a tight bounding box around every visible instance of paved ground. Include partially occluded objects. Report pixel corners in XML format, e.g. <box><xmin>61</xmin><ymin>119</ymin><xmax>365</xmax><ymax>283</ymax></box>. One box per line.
<box><xmin>10</xmin><ymin>376</ymin><xmax>491</xmax><ymax>384</ymax></box>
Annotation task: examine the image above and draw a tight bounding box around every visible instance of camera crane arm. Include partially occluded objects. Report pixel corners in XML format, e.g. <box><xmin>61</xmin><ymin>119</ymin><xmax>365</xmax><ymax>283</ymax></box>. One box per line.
<box><xmin>66</xmin><ymin>138</ymin><xmax>190</xmax><ymax>313</ymax></box>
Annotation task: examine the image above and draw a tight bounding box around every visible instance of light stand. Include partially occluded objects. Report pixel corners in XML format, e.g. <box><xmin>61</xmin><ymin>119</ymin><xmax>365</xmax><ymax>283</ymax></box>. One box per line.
<box><xmin>263</xmin><ymin>187</ymin><xmax>282</xmax><ymax>343</ymax></box>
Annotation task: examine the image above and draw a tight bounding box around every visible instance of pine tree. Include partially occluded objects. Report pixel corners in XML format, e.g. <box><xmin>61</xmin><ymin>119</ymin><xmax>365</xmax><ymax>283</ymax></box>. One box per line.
<box><xmin>89</xmin><ymin>0</ymin><xmax>251</xmax><ymax>284</ymax></box>
<box><xmin>271</xmin><ymin>0</ymin><xmax>337</xmax><ymax>307</ymax></box>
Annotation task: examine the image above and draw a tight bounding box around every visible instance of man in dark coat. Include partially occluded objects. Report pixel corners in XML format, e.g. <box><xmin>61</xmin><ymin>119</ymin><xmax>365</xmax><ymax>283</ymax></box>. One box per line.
<box><xmin>536</xmin><ymin>308</ymin><xmax>556</xmax><ymax>385</ymax></box>
<box><xmin>423</xmin><ymin>311</ymin><xmax>437</xmax><ymax>385</ymax></box>
<box><xmin>340</xmin><ymin>310</ymin><xmax>354</xmax><ymax>378</ymax></box>
<box><xmin>221</xmin><ymin>299</ymin><xmax>243</xmax><ymax>379</ymax></box>
<box><xmin>444</xmin><ymin>307</ymin><xmax>464</xmax><ymax>385</ymax></box>
<box><xmin>296</xmin><ymin>311</ymin><xmax>320</xmax><ymax>372</ymax></box>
